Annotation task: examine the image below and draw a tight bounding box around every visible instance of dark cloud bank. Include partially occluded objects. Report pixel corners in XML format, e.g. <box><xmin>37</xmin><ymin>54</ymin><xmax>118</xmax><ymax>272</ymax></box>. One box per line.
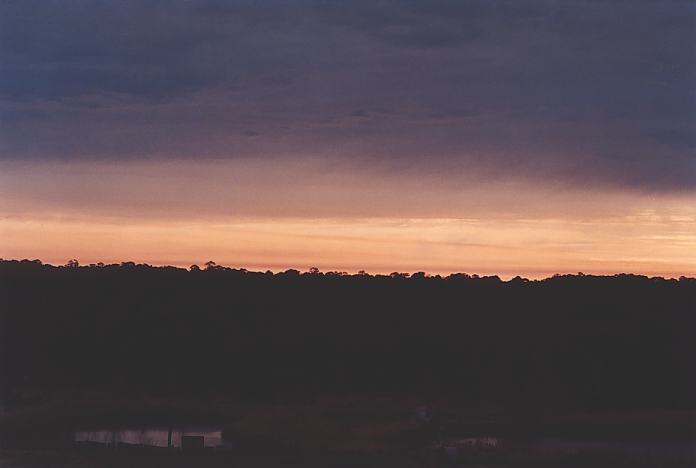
<box><xmin>0</xmin><ymin>0</ymin><xmax>694</xmax><ymax>191</ymax></box>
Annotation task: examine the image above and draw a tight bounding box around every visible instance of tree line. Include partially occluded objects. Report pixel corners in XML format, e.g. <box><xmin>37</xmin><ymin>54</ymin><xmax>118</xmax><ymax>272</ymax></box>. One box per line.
<box><xmin>1</xmin><ymin>259</ymin><xmax>695</xmax><ymax>412</ymax></box>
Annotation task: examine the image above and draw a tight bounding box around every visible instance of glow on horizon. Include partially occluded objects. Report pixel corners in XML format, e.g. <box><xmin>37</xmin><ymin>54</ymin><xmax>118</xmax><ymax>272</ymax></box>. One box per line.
<box><xmin>2</xmin><ymin>214</ymin><xmax>695</xmax><ymax>279</ymax></box>
<box><xmin>1</xmin><ymin>159</ymin><xmax>695</xmax><ymax>279</ymax></box>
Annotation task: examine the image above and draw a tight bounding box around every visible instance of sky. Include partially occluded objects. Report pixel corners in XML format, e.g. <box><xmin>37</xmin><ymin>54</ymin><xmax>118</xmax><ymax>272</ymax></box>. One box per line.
<box><xmin>1</xmin><ymin>0</ymin><xmax>695</xmax><ymax>278</ymax></box>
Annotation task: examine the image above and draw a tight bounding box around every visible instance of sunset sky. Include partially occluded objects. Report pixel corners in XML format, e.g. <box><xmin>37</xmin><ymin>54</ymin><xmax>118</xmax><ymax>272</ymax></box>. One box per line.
<box><xmin>1</xmin><ymin>0</ymin><xmax>695</xmax><ymax>278</ymax></box>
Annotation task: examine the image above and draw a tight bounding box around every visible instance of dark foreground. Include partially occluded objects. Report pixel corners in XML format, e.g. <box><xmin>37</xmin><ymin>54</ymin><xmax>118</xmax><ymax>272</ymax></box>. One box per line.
<box><xmin>2</xmin><ymin>398</ymin><xmax>696</xmax><ymax>467</ymax></box>
<box><xmin>1</xmin><ymin>260</ymin><xmax>695</xmax><ymax>466</ymax></box>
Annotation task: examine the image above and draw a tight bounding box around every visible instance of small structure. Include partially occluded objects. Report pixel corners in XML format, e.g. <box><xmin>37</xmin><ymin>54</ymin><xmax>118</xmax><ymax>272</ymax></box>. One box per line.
<box><xmin>181</xmin><ymin>435</ymin><xmax>205</xmax><ymax>451</ymax></box>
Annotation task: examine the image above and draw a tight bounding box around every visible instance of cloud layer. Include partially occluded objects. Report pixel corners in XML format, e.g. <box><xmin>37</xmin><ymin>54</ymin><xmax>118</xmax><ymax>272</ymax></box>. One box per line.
<box><xmin>1</xmin><ymin>0</ymin><xmax>694</xmax><ymax>192</ymax></box>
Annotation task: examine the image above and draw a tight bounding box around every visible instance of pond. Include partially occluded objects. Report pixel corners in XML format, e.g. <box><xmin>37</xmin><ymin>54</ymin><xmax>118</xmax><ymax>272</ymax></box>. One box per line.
<box><xmin>73</xmin><ymin>427</ymin><xmax>229</xmax><ymax>449</ymax></box>
<box><xmin>437</xmin><ymin>435</ymin><xmax>696</xmax><ymax>464</ymax></box>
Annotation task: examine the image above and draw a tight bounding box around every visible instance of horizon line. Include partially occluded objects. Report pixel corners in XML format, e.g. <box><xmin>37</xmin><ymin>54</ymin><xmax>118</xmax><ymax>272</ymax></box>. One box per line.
<box><xmin>3</xmin><ymin>258</ymin><xmax>694</xmax><ymax>283</ymax></box>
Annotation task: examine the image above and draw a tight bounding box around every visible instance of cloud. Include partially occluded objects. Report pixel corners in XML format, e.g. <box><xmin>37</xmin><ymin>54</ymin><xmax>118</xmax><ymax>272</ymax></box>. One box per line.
<box><xmin>0</xmin><ymin>0</ymin><xmax>694</xmax><ymax>193</ymax></box>
<box><xmin>648</xmin><ymin>130</ymin><xmax>696</xmax><ymax>149</ymax></box>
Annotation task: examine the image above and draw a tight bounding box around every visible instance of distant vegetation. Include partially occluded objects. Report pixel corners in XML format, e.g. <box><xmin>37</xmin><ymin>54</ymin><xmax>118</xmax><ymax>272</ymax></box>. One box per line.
<box><xmin>1</xmin><ymin>259</ymin><xmax>695</xmax><ymax>411</ymax></box>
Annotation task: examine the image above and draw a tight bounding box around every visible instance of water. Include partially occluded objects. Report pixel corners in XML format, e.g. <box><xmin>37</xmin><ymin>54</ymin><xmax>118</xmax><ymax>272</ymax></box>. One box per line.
<box><xmin>533</xmin><ymin>437</ymin><xmax>696</xmax><ymax>459</ymax></box>
<box><xmin>73</xmin><ymin>427</ymin><xmax>227</xmax><ymax>449</ymax></box>
<box><xmin>438</xmin><ymin>436</ymin><xmax>696</xmax><ymax>463</ymax></box>
<box><xmin>439</xmin><ymin>437</ymin><xmax>501</xmax><ymax>457</ymax></box>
